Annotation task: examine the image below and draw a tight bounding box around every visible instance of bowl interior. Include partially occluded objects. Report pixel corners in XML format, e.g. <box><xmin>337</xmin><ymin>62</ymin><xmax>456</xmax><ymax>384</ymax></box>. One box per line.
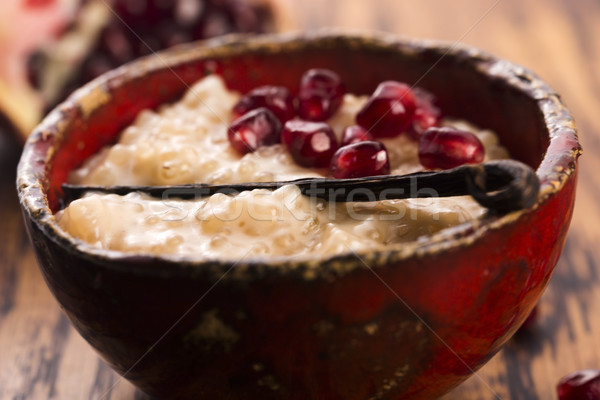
<box><xmin>41</xmin><ymin>34</ymin><xmax>551</xmax><ymax>213</ymax></box>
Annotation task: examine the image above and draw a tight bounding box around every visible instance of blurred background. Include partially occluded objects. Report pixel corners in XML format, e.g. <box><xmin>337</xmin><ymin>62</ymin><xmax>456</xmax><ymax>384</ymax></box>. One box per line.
<box><xmin>0</xmin><ymin>0</ymin><xmax>598</xmax><ymax>398</ymax></box>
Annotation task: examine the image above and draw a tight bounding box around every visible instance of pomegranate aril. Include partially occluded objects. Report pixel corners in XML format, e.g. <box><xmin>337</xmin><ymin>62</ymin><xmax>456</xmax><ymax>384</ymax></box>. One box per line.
<box><xmin>228</xmin><ymin>108</ymin><xmax>282</xmax><ymax>155</ymax></box>
<box><xmin>408</xmin><ymin>87</ymin><xmax>442</xmax><ymax>139</ymax></box>
<box><xmin>282</xmin><ymin>120</ymin><xmax>339</xmax><ymax>168</ymax></box>
<box><xmin>418</xmin><ymin>127</ymin><xmax>484</xmax><ymax>169</ymax></box>
<box><xmin>557</xmin><ymin>370</ymin><xmax>600</xmax><ymax>400</ymax></box>
<box><xmin>297</xmin><ymin>69</ymin><xmax>346</xmax><ymax>121</ymax></box>
<box><xmin>233</xmin><ymin>86</ymin><xmax>295</xmax><ymax>123</ymax></box>
<box><xmin>356</xmin><ymin>81</ymin><xmax>417</xmax><ymax>138</ymax></box>
<box><xmin>331</xmin><ymin>141</ymin><xmax>390</xmax><ymax>179</ymax></box>
<box><xmin>341</xmin><ymin>125</ymin><xmax>373</xmax><ymax>146</ymax></box>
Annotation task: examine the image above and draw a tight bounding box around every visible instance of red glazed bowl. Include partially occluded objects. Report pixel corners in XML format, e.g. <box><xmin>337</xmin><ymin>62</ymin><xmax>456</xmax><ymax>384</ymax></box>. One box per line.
<box><xmin>17</xmin><ymin>31</ymin><xmax>581</xmax><ymax>399</ymax></box>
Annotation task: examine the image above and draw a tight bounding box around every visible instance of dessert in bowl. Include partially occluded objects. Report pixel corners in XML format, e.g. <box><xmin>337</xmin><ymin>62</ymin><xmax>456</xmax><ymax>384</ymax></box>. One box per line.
<box><xmin>17</xmin><ymin>32</ymin><xmax>581</xmax><ymax>399</ymax></box>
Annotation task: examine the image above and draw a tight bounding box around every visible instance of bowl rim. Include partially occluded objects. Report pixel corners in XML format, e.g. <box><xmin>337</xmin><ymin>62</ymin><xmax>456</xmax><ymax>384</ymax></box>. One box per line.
<box><xmin>16</xmin><ymin>29</ymin><xmax>582</xmax><ymax>280</ymax></box>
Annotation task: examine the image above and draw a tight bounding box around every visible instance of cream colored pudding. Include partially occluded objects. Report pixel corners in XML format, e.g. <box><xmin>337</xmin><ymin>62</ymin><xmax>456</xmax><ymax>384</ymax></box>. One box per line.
<box><xmin>69</xmin><ymin>75</ymin><xmax>508</xmax><ymax>185</ymax></box>
<box><xmin>57</xmin><ymin>75</ymin><xmax>510</xmax><ymax>259</ymax></box>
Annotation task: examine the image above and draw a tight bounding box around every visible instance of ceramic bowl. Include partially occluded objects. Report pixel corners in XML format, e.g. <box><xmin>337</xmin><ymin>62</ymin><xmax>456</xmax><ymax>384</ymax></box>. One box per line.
<box><xmin>17</xmin><ymin>31</ymin><xmax>581</xmax><ymax>399</ymax></box>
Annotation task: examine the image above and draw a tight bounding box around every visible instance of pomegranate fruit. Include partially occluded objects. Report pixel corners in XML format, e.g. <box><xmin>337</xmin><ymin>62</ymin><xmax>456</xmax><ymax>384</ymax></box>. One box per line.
<box><xmin>233</xmin><ymin>85</ymin><xmax>295</xmax><ymax>123</ymax></box>
<box><xmin>418</xmin><ymin>126</ymin><xmax>484</xmax><ymax>169</ymax></box>
<box><xmin>356</xmin><ymin>81</ymin><xmax>417</xmax><ymax>138</ymax></box>
<box><xmin>227</xmin><ymin>108</ymin><xmax>282</xmax><ymax>154</ymax></box>
<box><xmin>340</xmin><ymin>125</ymin><xmax>373</xmax><ymax>146</ymax></box>
<box><xmin>27</xmin><ymin>0</ymin><xmax>276</xmax><ymax>109</ymax></box>
<box><xmin>557</xmin><ymin>370</ymin><xmax>600</xmax><ymax>400</ymax></box>
<box><xmin>282</xmin><ymin>120</ymin><xmax>338</xmax><ymax>168</ymax></box>
<box><xmin>296</xmin><ymin>68</ymin><xmax>346</xmax><ymax>121</ymax></box>
<box><xmin>330</xmin><ymin>141</ymin><xmax>390</xmax><ymax>179</ymax></box>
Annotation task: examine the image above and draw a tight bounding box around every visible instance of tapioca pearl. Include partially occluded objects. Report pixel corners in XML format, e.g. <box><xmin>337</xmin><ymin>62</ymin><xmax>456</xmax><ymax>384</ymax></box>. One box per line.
<box><xmin>83</xmin><ymin>164</ymin><xmax>118</xmax><ymax>186</ymax></box>
<box><xmin>165</xmin><ymin>234</ymin><xmax>184</xmax><ymax>248</ymax></box>
<box><xmin>183</xmin><ymin>75</ymin><xmax>235</xmax><ymax>108</ymax></box>
<box><xmin>133</xmin><ymin>109</ymin><xmax>159</xmax><ymax>129</ymax></box>
<box><xmin>243</xmin><ymin>226</ymin><xmax>262</xmax><ymax>237</ymax></box>
<box><xmin>144</xmin><ymin>215</ymin><xmax>161</xmax><ymax>225</ymax></box>
<box><xmin>448</xmin><ymin>204</ymin><xmax>476</xmax><ymax>225</ymax></box>
<box><xmin>271</xmin><ymin>184</ymin><xmax>302</xmax><ymax>202</ymax></box>
<box><xmin>237</xmin><ymin>158</ymin><xmax>258</xmax><ymax>180</ymax></box>
<box><xmin>241</xmin><ymin>198</ymin><xmax>282</xmax><ymax>224</ymax></box>
<box><xmin>62</xmin><ymin>196</ymin><xmax>107</xmax><ymax>243</ymax></box>
<box><xmin>273</xmin><ymin>233</ymin><xmax>301</xmax><ymax>254</ymax></box>
<box><xmin>156</xmin><ymin>148</ymin><xmax>197</xmax><ymax>184</ymax></box>
<box><xmin>155</xmin><ymin>208</ymin><xmax>188</xmax><ymax>227</ymax></box>
<box><xmin>206</xmin><ymin>169</ymin><xmax>233</xmax><ymax>184</ymax></box>
<box><xmin>391</xmin><ymin>223</ymin><xmax>410</xmax><ymax>241</ymax></box>
<box><xmin>249</xmin><ymin>243</ymin><xmax>271</xmax><ymax>256</ymax></box>
<box><xmin>168</xmin><ymin>119</ymin><xmax>194</xmax><ymax>137</ymax></box>
<box><xmin>197</xmin><ymin>212</ymin><xmax>228</xmax><ymax>234</ymax></box>
<box><xmin>154</xmin><ymin>150</ymin><xmax>181</xmax><ymax>183</ymax></box>
<box><xmin>197</xmin><ymin>159</ymin><xmax>219</xmax><ymax>175</ymax></box>
<box><xmin>120</xmin><ymin>126</ymin><xmax>143</xmax><ymax>144</ymax></box>
<box><xmin>122</xmin><ymin>200</ymin><xmax>145</xmax><ymax>214</ymax></box>
<box><xmin>273</xmin><ymin>186</ymin><xmax>314</xmax><ymax>220</ymax></box>
<box><xmin>275</xmin><ymin>151</ymin><xmax>295</xmax><ymax>165</ymax></box>
<box><xmin>209</xmin><ymin>235</ymin><xmax>228</xmax><ymax>249</ymax></box>
<box><xmin>133</xmin><ymin>141</ymin><xmax>156</xmax><ymax>166</ymax></box>
<box><xmin>254</xmin><ymin>143</ymin><xmax>282</xmax><ymax>158</ymax></box>
<box><xmin>318</xmin><ymin>225</ymin><xmax>364</xmax><ymax>254</ymax></box>
<box><xmin>301</xmin><ymin>217</ymin><xmax>320</xmax><ymax>236</ymax></box>
<box><xmin>106</xmin><ymin>144</ymin><xmax>131</xmax><ymax>166</ymax></box>
<box><xmin>251</xmin><ymin>171</ymin><xmax>276</xmax><ymax>182</ymax></box>
<box><xmin>157</xmin><ymin>159</ymin><xmax>192</xmax><ymax>184</ymax></box>
<box><xmin>352</xmin><ymin>220</ymin><xmax>385</xmax><ymax>242</ymax></box>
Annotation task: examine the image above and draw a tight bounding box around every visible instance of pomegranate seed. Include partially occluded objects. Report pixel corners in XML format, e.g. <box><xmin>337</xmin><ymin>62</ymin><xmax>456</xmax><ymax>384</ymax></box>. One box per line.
<box><xmin>341</xmin><ymin>125</ymin><xmax>373</xmax><ymax>146</ymax></box>
<box><xmin>331</xmin><ymin>141</ymin><xmax>390</xmax><ymax>179</ymax></box>
<box><xmin>282</xmin><ymin>120</ymin><xmax>339</xmax><ymax>168</ymax></box>
<box><xmin>557</xmin><ymin>370</ymin><xmax>600</xmax><ymax>400</ymax></box>
<box><xmin>418</xmin><ymin>127</ymin><xmax>484</xmax><ymax>169</ymax></box>
<box><xmin>233</xmin><ymin>85</ymin><xmax>295</xmax><ymax>123</ymax></box>
<box><xmin>408</xmin><ymin>87</ymin><xmax>442</xmax><ymax>139</ymax></box>
<box><xmin>297</xmin><ymin>69</ymin><xmax>346</xmax><ymax>121</ymax></box>
<box><xmin>356</xmin><ymin>81</ymin><xmax>417</xmax><ymax>138</ymax></box>
<box><xmin>228</xmin><ymin>108</ymin><xmax>282</xmax><ymax>155</ymax></box>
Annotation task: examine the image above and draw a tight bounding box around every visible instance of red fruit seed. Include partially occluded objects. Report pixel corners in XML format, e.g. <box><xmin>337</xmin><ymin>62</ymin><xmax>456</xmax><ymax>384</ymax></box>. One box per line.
<box><xmin>408</xmin><ymin>87</ymin><xmax>442</xmax><ymax>139</ymax></box>
<box><xmin>557</xmin><ymin>370</ymin><xmax>600</xmax><ymax>400</ymax></box>
<box><xmin>282</xmin><ymin>120</ymin><xmax>339</xmax><ymax>168</ymax></box>
<box><xmin>341</xmin><ymin>125</ymin><xmax>374</xmax><ymax>146</ymax></box>
<box><xmin>233</xmin><ymin>85</ymin><xmax>295</xmax><ymax>123</ymax></box>
<box><xmin>228</xmin><ymin>108</ymin><xmax>282</xmax><ymax>155</ymax></box>
<box><xmin>297</xmin><ymin>69</ymin><xmax>346</xmax><ymax>121</ymax></box>
<box><xmin>356</xmin><ymin>81</ymin><xmax>417</xmax><ymax>138</ymax></box>
<box><xmin>331</xmin><ymin>141</ymin><xmax>390</xmax><ymax>179</ymax></box>
<box><xmin>418</xmin><ymin>127</ymin><xmax>484</xmax><ymax>169</ymax></box>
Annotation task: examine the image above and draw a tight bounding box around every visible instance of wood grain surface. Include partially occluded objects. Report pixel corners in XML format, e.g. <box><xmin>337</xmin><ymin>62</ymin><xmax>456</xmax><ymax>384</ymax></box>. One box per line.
<box><xmin>0</xmin><ymin>0</ymin><xmax>598</xmax><ymax>399</ymax></box>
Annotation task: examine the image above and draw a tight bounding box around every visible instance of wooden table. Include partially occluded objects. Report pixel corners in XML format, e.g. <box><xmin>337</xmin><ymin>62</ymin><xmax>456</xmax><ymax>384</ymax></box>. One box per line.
<box><xmin>0</xmin><ymin>0</ymin><xmax>598</xmax><ymax>398</ymax></box>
